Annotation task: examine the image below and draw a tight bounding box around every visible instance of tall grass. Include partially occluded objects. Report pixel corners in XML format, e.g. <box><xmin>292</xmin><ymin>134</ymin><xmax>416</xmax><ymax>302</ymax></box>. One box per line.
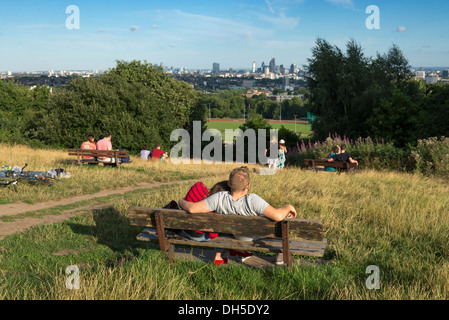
<box><xmin>1</xmin><ymin>159</ymin><xmax>449</xmax><ymax>300</ymax></box>
<box><xmin>1</xmin><ymin>144</ymin><xmax>449</xmax><ymax>300</ymax></box>
<box><xmin>0</xmin><ymin>143</ymin><xmax>255</xmax><ymax>204</ymax></box>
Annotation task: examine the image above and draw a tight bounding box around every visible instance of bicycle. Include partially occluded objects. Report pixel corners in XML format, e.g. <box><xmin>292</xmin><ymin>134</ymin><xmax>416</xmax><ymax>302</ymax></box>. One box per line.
<box><xmin>0</xmin><ymin>164</ymin><xmax>59</xmax><ymax>192</ymax></box>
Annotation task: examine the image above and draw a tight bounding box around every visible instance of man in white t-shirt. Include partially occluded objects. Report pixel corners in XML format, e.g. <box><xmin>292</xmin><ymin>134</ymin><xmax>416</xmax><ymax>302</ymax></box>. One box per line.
<box><xmin>178</xmin><ymin>166</ymin><xmax>297</xmax><ymax>265</ymax></box>
<box><xmin>179</xmin><ymin>166</ymin><xmax>296</xmax><ymax>221</ymax></box>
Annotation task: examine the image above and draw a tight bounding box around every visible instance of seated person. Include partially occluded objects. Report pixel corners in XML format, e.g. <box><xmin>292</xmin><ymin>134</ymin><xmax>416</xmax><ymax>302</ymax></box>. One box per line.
<box><xmin>140</xmin><ymin>144</ymin><xmax>151</xmax><ymax>160</ymax></box>
<box><xmin>96</xmin><ymin>133</ymin><xmax>116</xmax><ymax>165</ymax></box>
<box><xmin>322</xmin><ymin>145</ymin><xmax>340</xmax><ymax>172</ymax></box>
<box><xmin>326</xmin><ymin>144</ymin><xmax>358</xmax><ymax>169</ymax></box>
<box><xmin>178</xmin><ymin>166</ymin><xmax>297</xmax><ymax>265</ymax></box>
<box><xmin>80</xmin><ymin>134</ymin><xmax>96</xmax><ymax>161</ymax></box>
<box><xmin>151</xmin><ymin>143</ymin><xmax>168</xmax><ymax>161</ymax></box>
<box><xmin>180</xmin><ymin>180</ymin><xmax>253</xmax><ymax>265</ymax></box>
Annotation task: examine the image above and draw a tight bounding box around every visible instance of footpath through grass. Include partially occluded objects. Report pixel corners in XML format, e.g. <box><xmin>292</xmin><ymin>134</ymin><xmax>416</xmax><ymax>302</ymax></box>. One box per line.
<box><xmin>1</xmin><ymin>146</ymin><xmax>449</xmax><ymax>299</ymax></box>
<box><xmin>0</xmin><ymin>143</ymin><xmax>241</xmax><ymax>205</ymax></box>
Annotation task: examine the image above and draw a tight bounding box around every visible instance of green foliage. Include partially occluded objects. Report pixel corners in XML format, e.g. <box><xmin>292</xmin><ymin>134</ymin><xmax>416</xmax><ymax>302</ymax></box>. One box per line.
<box><xmin>287</xmin><ymin>134</ymin><xmax>413</xmax><ymax>172</ymax></box>
<box><xmin>306</xmin><ymin>38</ymin><xmax>412</xmax><ymax>144</ymax></box>
<box><xmin>33</xmin><ymin>60</ymin><xmax>204</xmax><ymax>153</ymax></box>
<box><xmin>412</xmin><ymin>137</ymin><xmax>449</xmax><ymax>177</ymax></box>
<box><xmin>0</xmin><ymin>81</ymin><xmax>51</xmax><ymax>145</ymax></box>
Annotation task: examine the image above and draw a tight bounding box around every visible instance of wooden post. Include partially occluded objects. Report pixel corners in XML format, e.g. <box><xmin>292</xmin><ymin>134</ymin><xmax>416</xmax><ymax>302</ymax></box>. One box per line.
<box><xmin>114</xmin><ymin>151</ymin><xmax>119</xmax><ymax>168</ymax></box>
<box><xmin>281</xmin><ymin>220</ymin><xmax>293</xmax><ymax>268</ymax></box>
<box><xmin>77</xmin><ymin>149</ymin><xmax>81</xmax><ymax>165</ymax></box>
<box><xmin>155</xmin><ymin>212</ymin><xmax>174</xmax><ymax>263</ymax></box>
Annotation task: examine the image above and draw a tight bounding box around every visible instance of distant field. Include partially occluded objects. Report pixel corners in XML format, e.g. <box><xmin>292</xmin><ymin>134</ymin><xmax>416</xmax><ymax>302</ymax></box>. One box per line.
<box><xmin>206</xmin><ymin>120</ymin><xmax>312</xmax><ymax>138</ymax></box>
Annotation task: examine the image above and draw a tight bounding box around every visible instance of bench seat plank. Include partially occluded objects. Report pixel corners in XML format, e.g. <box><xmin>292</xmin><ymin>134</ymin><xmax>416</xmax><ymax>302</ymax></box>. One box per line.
<box><xmin>304</xmin><ymin>159</ymin><xmax>357</xmax><ymax>169</ymax></box>
<box><xmin>68</xmin><ymin>148</ymin><xmax>131</xmax><ymax>167</ymax></box>
<box><xmin>137</xmin><ymin>228</ymin><xmax>326</xmax><ymax>257</ymax></box>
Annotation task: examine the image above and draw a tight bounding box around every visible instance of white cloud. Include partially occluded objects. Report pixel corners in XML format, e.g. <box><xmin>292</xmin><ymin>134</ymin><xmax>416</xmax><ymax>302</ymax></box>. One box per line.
<box><xmin>397</xmin><ymin>26</ymin><xmax>407</xmax><ymax>32</ymax></box>
<box><xmin>129</xmin><ymin>26</ymin><xmax>140</xmax><ymax>32</ymax></box>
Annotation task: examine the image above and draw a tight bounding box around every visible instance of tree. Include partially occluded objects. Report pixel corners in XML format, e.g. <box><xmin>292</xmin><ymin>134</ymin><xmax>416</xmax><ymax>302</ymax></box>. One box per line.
<box><xmin>305</xmin><ymin>38</ymin><xmax>413</xmax><ymax>143</ymax></box>
<box><xmin>34</xmin><ymin>60</ymin><xmax>204</xmax><ymax>153</ymax></box>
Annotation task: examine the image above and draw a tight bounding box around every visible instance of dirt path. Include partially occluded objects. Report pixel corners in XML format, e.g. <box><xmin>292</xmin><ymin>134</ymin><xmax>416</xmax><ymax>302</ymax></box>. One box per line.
<box><xmin>0</xmin><ymin>179</ymin><xmax>201</xmax><ymax>241</ymax></box>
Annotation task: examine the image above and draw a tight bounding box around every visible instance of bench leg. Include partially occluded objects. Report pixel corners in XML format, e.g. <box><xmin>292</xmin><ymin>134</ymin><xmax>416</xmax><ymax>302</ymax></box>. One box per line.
<box><xmin>155</xmin><ymin>212</ymin><xmax>170</xmax><ymax>252</ymax></box>
<box><xmin>282</xmin><ymin>221</ymin><xmax>293</xmax><ymax>268</ymax></box>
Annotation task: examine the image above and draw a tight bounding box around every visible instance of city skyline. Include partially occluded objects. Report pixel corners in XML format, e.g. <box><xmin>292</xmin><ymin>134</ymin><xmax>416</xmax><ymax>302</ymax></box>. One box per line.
<box><xmin>1</xmin><ymin>0</ymin><xmax>449</xmax><ymax>72</ymax></box>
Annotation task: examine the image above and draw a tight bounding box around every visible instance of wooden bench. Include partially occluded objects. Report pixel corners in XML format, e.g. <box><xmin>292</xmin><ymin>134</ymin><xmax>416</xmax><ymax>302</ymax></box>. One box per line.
<box><xmin>68</xmin><ymin>149</ymin><xmax>131</xmax><ymax>168</ymax></box>
<box><xmin>128</xmin><ymin>206</ymin><xmax>326</xmax><ymax>268</ymax></box>
<box><xmin>304</xmin><ymin>159</ymin><xmax>358</xmax><ymax>172</ymax></box>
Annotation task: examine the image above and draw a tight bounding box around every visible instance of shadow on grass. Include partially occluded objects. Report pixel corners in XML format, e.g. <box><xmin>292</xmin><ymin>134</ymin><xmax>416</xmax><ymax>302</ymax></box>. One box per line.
<box><xmin>67</xmin><ymin>207</ymin><xmax>148</xmax><ymax>256</ymax></box>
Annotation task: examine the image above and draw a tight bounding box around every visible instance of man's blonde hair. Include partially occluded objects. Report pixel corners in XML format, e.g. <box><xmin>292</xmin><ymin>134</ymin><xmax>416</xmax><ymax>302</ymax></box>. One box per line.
<box><xmin>229</xmin><ymin>166</ymin><xmax>250</xmax><ymax>192</ymax></box>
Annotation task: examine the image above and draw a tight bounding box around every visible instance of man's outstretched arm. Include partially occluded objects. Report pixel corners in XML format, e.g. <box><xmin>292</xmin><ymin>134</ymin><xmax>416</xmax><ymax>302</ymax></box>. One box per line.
<box><xmin>178</xmin><ymin>198</ymin><xmax>210</xmax><ymax>214</ymax></box>
<box><xmin>262</xmin><ymin>204</ymin><xmax>297</xmax><ymax>222</ymax></box>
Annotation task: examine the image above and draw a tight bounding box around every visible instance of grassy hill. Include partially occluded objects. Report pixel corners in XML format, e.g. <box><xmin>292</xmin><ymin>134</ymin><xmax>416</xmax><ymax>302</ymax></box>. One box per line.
<box><xmin>0</xmin><ymin>144</ymin><xmax>448</xmax><ymax>300</ymax></box>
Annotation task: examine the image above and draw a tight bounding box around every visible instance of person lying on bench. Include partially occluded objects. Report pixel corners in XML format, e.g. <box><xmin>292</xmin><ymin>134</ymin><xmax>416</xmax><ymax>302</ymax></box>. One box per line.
<box><xmin>178</xmin><ymin>166</ymin><xmax>297</xmax><ymax>265</ymax></box>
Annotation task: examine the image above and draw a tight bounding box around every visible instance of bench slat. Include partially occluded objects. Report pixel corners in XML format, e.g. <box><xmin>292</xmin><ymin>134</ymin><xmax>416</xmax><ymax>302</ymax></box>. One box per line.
<box><xmin>137</xmin><ymin>229</ymin><xmax>325</xmax><ymax>257</ymax></box>
<box><xmin>304</xmin><ymin>159</ymin><xmax>357</xmax><ymax>169</ymax></box>
<box><xmin>129</xmin><ymin>207</ymin><xmax>324</xmax><ymax>241</ymax></box>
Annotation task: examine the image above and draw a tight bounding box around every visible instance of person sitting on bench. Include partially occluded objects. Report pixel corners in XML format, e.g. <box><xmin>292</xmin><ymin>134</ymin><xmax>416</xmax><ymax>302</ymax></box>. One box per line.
<box><xmin>96</xmin><ymin>133</ymin><xmax>116</xmax><ymax>166</ymax></box>
<box><xmin>178</xmin><ymin>166</ymin><xmax>297</xmax><ymax>265</ymax></box>
<box><xmin>325</xmin><ymin>144</ymin><xmax>358</xmax><ymax>170</ymax></box>
<box><xmin>80</xmin><ymin>134</ymin><xmax>97</xmax><ymax>162</ymax></box>
<box><xmin>322</xmin><ymin>145</ymin><xmax>340</xmax><ymax>172</ymax></box>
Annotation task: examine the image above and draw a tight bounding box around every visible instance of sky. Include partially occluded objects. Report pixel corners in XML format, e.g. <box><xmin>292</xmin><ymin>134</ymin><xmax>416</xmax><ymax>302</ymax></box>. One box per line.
<box><xmin>1</xmin><ymin>0</ymin><xmax>448</xmax><ymax>72</ymax></box>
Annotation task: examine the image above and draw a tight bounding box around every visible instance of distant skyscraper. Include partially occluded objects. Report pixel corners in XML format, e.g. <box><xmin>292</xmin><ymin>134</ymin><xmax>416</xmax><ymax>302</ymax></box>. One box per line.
<box><xmin>290</xmin><ymin>63</ymin><xmax>297</xmax><ymax>74</ymax></box>
<box><xmin>212</xmin><ymin>63</ymin><xmax>220</xmax><ymax>74</ymax></box>
<box><xmin>269</xmin><ymin>58</ymin><xmax>276</xmax><ymax>73</ymax></box>
<box><xmin>252</xmin><ymin>61</ymin><xmax>256</xmax><ymax>73</ymax></box>
<box><xmin>443</xmin><ymin>69</ymin><xmax>449</xmax><ymax>78</ymax></box>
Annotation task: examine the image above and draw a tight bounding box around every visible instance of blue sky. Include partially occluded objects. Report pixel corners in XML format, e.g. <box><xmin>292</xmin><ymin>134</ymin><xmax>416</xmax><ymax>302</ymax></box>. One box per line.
<box><xmin>1</xmin><ymin>0</ymin><xmax>448</xmax><ymax>71</ymax></box>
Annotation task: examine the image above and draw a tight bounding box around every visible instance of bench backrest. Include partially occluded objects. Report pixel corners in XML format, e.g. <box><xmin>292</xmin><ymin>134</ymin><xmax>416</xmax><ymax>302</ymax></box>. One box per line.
<box><xmin>304</xmin><ymin>159</ymin><xmax>357</xmax><ymax>168</ymax></box>
<box><xmin>128</xmin><ymin>206</ymin><xmax>323</xmax><ymax>241</ymax></box>
<box><xmin>68</xmin><ymin>149</ymin><xmax>129</xmax><ymax>158</ymax></box>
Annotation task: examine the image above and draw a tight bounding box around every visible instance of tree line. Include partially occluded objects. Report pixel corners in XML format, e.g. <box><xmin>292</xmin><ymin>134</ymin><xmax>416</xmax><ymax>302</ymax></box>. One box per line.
<box><xmin>0</xmin><ymin>60</ymin><xmax>205</xmax><ymax>154</ymax></box>
<box><xmin>1</xmin><ymin>39</ymin><xmax>449</xmax><ymax>157</ymax></box>
<box><xmin>306</xmin><ymin>38</ymin><xmax>449</xmax><ymax>147</ymax></box>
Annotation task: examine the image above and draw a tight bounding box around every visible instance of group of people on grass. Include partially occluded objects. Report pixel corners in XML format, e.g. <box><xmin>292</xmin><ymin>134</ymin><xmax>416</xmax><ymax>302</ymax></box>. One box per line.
<box><xmin>176</xmin><ymin>166</ymin><xmax>296</xmax><ymax>266</ymax></box>
<box><xmin>140</xmin><ymin>144</ymin><xmax>168</xmax><ymax>162</ymax></box>
<box><xmin>80</xmin><ymin>134</ymin><xmax>168</xmax><ymax>163</ymax></box>
<box><xmin>322</xmin><ymin>144</ymin><xmax>358</xmax><ymax>172</ymax></box>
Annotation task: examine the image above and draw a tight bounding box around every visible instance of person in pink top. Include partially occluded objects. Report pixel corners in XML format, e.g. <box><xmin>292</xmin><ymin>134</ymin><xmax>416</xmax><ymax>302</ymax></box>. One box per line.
<box><xmin>96</xmin><ymin>133</ymin><xmax>115</xmax><ymax>165</ymax></box>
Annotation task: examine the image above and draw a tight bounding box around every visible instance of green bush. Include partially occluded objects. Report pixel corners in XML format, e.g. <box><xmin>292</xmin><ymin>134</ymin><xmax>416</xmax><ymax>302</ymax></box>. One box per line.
<box><xmin>412</xmin><ymin>137</ymin><xmax>449</xmax><ymax>177</ymax></box>
<box><xmin>286</xmin><ymin>134</ymin><xmax>414</xmax><ymax>172</ymax></box>
<box><xmin>32</xmin><ymin>61</ymin><xmax>204</xmax><ymax>153</ymax></box>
